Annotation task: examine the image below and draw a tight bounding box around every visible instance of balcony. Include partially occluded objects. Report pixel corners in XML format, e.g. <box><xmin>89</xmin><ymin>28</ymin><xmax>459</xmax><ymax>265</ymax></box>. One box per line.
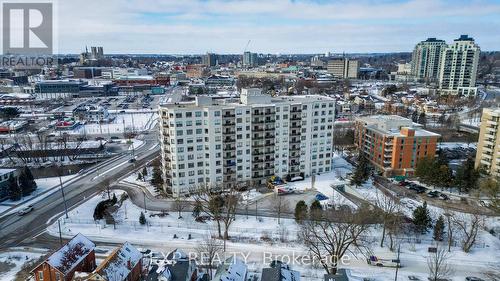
<box><xmin>224</xmin><ymin>137</ymin><xmax>236</xmax><ymax>143</ymax></box>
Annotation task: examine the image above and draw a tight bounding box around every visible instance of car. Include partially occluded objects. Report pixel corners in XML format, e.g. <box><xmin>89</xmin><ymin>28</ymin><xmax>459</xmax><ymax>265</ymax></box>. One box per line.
<box><xmin>439</xmin><ymin>193</ymin><xmax>450</xmax><ymax>200</ymax></box>
<box><xmin>399</xmin><ymin>181</ymin><xmax>409</xmax><ymax>186</ymax></box>
<box><xmin>408</xmin><ymin>276</ymin><xmax>421</xmax><ymax>281</ymax></box>
<box><xmin>465</xmin><ymin>278</ymin><xmax>485</xmax><ymax>281</ymax></box>
<box><xmin>18</xmin><ymin>205</ymin><xmax>34</xmax><ymax>216</ymax></box>
<box><xmin>128</xmin><ymin>158</ymin><xmax>136</xmax><ymax>163</ymax></box>
<box><xmin>427</xmin><ymin>190</ymin><xmax>440</xmax><ymax>198</ymax></box>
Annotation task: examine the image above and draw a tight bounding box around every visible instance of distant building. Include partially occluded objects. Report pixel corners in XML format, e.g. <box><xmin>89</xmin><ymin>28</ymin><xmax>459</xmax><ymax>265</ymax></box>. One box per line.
<box><xmin>80</xmin><ymin>46</ymin><xmax>104</xmax><ymax>65</ymax></box>
<box><xmin>355</xmin><ymin>115</ymin><xmax>440</xmax><ymax>177</ymax></box>
<box><xmin>439</xmin><ymin>35</ymin><xmax>480</xmax><ymax>96</ymax></box>
<box><xmin>243</xmin><ymin>51</ymin><xmax>258</xmax><ymax>67</ymax></box>
<box><xmin>202</xmin><ymin>53</ymin><xmax>218</xmax><ymax>67</ymax></box>
<box><xmin>31</xmin><ymin>233</ymin><xmax>96</xmax><ymax>281</ymax></box>
<box><xmin>475</xmin><ymin>108</ymin><xmax>500</xmax><ymax>176</ymax></box>
<box><xmin>73</xmin><ymin>67</ymin><xmax>102</xmax><ymax>79</ymax></box>
<box><xmin>154</xmin><ymin>249</ymin><xmax>198</xmax><ymax>281</ymax></box>
<box><xmin>411</xmin><ymin>38</ymin><xmax>447</xmax><ymax>81</ymax></box>
<box><xmin>327</xmin><ymin>58</ymin><xmax>358</xmax><ymax>79</ymax></box>
<box><xmin>73</xmin><ymin>104</ymin><xmax>110</xmax><ymax>123</ymax></box>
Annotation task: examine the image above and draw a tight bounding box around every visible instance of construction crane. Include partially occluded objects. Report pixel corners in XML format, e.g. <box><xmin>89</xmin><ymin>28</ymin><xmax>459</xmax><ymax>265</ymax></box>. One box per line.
<box><xmin>243</xmin><ymin>40</ymin><xmax>251</xmax><ymax>53</ymax></box>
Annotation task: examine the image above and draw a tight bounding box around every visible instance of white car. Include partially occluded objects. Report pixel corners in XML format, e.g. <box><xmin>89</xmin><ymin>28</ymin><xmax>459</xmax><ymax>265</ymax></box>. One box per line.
<box><xmin>17</xmin><ymin>205</ymin><xmax>34</xmax><ymax>216</ymax></box>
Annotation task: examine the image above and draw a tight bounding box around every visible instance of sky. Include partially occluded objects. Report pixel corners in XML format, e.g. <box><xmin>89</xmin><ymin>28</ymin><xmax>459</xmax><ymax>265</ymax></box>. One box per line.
<box><xmin>55</xmin><ymin>0</ymin><xmax>500</xmax><ymax>54</ymax></box>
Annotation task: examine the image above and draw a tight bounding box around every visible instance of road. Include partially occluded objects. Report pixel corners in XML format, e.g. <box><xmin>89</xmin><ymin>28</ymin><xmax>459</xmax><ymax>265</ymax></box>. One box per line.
<box><xmin>0</xmin><ymin>133</ymin><xmax>160</xmax><ymax>250</ymax></box>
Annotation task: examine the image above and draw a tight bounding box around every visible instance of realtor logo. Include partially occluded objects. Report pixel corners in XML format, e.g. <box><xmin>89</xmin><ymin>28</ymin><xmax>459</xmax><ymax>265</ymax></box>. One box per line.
<box><xmin>2</xmin><ymin>2</ymin><xmax>53</xmax><ymax>55</ymax></box>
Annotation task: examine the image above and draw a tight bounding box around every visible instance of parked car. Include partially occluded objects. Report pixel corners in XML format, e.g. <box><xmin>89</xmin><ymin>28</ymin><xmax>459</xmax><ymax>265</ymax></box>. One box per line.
<box><xmin>427</xmin><ymin>190</ymin><xmax>440</xmax><ymax>198</ymax></box>
<box><xmin>439</xmin><ymin>194</ymin><xmax>450</xmax><ymax>201</ymax></box>
<box><xmin>466</xmin><ymin>277</ymin><xmax>485</xmax><ymax>281</ymax></box>
<box><xmin>18</xmin><ymin>205</ymin><xmax>34</xmax><ymax>216</ymax></box>
<box><xmin>399</xmin><ymin>181</ymin><xmax>409</xmax><ymax>187</ymax></box>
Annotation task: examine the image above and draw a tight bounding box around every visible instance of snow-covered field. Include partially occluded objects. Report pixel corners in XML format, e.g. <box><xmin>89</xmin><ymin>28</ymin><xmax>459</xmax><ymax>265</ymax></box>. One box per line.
<box><xmin>0</xmin><ymin>251</ymin><xmax>43</xmax><ymax>280</ymax></box>
<box><xmin>65</xmin><ymin>112</ymin><xmax>158</xmax><ymax>135</ymax></box>
<box><xmin>47</xmin><ymin>186</ymin><xmax>500</xmax><ymax>281</ymax></box>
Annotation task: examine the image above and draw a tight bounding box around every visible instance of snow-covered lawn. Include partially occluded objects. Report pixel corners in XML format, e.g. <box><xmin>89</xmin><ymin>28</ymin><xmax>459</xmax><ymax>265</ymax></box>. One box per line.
<box><xmin>0</xmin><ymin>251</ymin><xmax>43</xmax><ymax>280</ymax></box>
<box><xmin>47</xmin><ymin>188</ymin><xmax>500</xmax><ymax>281</ymax></box>
<box><xmin>438</xmin><ymin>142</ymin><xmax>477</xmax><ymax>150</ymax></box>
<box><xmin>122</xmin><ymin>166</ymin><xmax>158</xmax><ymax>196</ymax></box>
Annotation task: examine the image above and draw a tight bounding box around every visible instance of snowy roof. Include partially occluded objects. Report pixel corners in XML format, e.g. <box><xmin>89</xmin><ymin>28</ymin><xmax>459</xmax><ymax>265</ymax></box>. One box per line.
<box><xmin>94</xmin><ymin>242</ymin><xmax>142</xmax><ymax>281</ymax></box>
<box><xmin>261</xmin><ymin>263</ymin><xmax>300</xmax><ymax>281</ymax></box>
<box><xmin>46</xmin><ymin>233</ymin><xmax>95</xmax><ymax>275</ymax></box>
<box><xmin>214</xmin><ymin>257</ymin><xmax>247</xmax><ymax>281</ymax></box>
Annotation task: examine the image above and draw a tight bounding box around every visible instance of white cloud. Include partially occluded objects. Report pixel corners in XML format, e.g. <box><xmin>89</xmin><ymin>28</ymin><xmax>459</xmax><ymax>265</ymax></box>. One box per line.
<box><xmin>54</xmin><ymin>0</ymin><xmax>500</xmax><ymax>53</ymax></box>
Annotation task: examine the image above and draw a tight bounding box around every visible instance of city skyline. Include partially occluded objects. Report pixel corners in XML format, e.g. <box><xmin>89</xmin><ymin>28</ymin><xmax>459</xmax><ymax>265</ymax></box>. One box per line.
<box><xmin>56</xmin><ymin>0</ymin><xmax>500</xmax><ymax>54</ymax></box>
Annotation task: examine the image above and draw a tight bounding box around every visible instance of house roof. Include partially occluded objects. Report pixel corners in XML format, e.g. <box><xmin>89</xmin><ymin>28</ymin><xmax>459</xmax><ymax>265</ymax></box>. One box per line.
<box><xmin>45</xmin><ymin>233</ymin><xmax>95</xmax><ymax>275</ymax></box>
<box><xmin>93</xmin><ymin>242</ymin><xmax>142</xmax><ymax>281</ymax></box>
<box><xmin>213</xmin><ymin>257</ymin><xmax>247</xmax><ymax>281</ymax></box>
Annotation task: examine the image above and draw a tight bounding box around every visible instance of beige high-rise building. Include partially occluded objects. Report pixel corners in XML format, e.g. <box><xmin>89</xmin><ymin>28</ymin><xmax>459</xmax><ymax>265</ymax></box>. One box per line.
<box><xmin>439</xmin><ymin>35</ymin><xmax>480</xmax><ymax>96</ymax></box>
<box><xmin>327</xmin><ymin>58</ymin><xmax>358</xmax><ymax>79</ymax></box>
<box><xmin>475</xmin><ymin>108</ymin><xmax>500</xmax><ymax>177</ymax></box>
<box><xmin>411</xmin><ymin>38</ymin><xmax>447</xmax><ymax>81</ymax></box>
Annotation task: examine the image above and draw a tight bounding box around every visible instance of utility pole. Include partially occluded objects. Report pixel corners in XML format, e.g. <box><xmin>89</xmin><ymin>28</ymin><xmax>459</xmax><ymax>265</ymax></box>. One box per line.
<box><xmin>394</xmin><ymin>243</ymin><xmax>401</xmax><ymax>281</ymax></box>
<box><xmin>58</xmin><ymin>169</ymin><xmax>69</xmax><ymax>219</ymax></box>
<box><xmin>58</xmin><ymin>219</ymin><xmax>63</xmax><ymax>247</ymax></box>
<box><xmin>143</xmin><ymin>190</ymin><xmax>147</xmax><ymax>213</ymax></box>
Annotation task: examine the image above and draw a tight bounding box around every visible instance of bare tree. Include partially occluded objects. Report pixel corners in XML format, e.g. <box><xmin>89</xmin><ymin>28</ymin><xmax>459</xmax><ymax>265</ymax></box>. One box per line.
<box><xmin>173</xmin><ymin>197</ymin><xmax>188</xmax><ymax>219</ymax></box>
<box><xmin>375</xmin><ymin>193</ymin><xmax>401</xmax><ymax>248</ymax></box>
<box><xmin>299</xmin><ymin>207</ymin><xmax>373</xmax><ymax>275</ymax></box>
<box><xmin>427</xmin><ymin>245</ymin><xmax>453</xmax><ymax>281</ymax></box>
<box><xmin>272</xmin><ymin>194</ymin><xmax>289</xmax><ymax>224</ymax></box>
<box><xmin>191</xmin><ymin>183</ymin><xmax>224</xmax><ymax>239</ymax></box>
<box><xmin>196</xmin><ymin>235</ymin><xmax>223</xmax><ymax>279</ymax></box>
<box><xmin>452</xmin><ymin>212</ymin><xmax>484</xmax><ymax>253</ymax></box>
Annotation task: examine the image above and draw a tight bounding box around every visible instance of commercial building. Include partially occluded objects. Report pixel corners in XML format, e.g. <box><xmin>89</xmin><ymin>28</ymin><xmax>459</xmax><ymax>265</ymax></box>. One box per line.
<box><xmin>475</xmin><ymin>108</ymin><xmax>500</xmax><ymax>177</ymax></box>
<box><xmin>202</xmin><ymin>53</ymin><xmax>218</xmax><ymax>67</ymax></box>
<box><xmin>327</xmin><ymin>58</ymin><xmax>358</xmax><ymax>79</ymax></box>
<box><xmin>0</xmin><ymin>168</ymin><xmax>19</xmax><ymax>202</ymax></box>
<box><xmin>243</xmin><ymin>51</ymin><xmax>259</xmax><ymax>67</ymax></box>
<box><xmin>355</xmin><ymin>115</ymin><xmax>440</xmax><ymax>177</ymax></box>
<box><xmin>159</xmin><ymin>88</ymin><xmax>335</xmax><ymax>195</ymax></box>
<box><xmin>439</xmin><ymin>35</ymin><xmax>480</xmax><ymax>96</ymax></box>
<box><xmin>411</xmin><ymin>38</ymin><xmax>447</xmax><ymax>81</ymax></box>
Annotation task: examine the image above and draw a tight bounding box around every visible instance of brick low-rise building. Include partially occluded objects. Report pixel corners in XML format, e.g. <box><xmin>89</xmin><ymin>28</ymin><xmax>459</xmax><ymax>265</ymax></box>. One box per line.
<box><xmin>355</xmin><ymin>115</ymin><xmax>440</xmax><ymax>177</ymax></box>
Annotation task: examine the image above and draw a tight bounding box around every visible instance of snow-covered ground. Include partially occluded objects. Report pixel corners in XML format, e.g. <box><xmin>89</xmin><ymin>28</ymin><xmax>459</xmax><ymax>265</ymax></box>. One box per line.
<box><xmin>0</xmin><ymin>251</ymin><xmax>43</xmax><ymax>280</ymax></box>
<box><xmin>122</xmin><ymin>166</ymin><xmax>158</xmax><ymax>196</ymax></box>
<box><xmin>47</xmin><ymin>188</ymin><xmax>500</xmax><ymax>281</ymax></box>
<box><xmin>438</xmin><ymin>142</ymin><xmax>477</xmax><ymax>150</ymax></box>
<box><xmin>64</xmin><ymin>112</ymin><xmax>158</xmax><ymax>135</ymax></box>
<box><xmin>0</xmin><ymin>174</ymin><xmax>77</xmax><ymax>217</ymax></box>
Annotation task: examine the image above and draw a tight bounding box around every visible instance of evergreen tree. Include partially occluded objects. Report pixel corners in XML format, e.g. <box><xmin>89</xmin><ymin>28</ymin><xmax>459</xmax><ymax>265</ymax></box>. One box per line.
<box><xmin>19</xmin><ymin>166</ymin><xmax>37</xmax><ymax>196</ymax></box>
<box><xmin>309</xmin><ymin>200</ymin><xmax>323</xmax><ymax>219</ymax></box>
<box><xmin>350</xmin><ymin>155</ymin><xmax>369</xmax><ymax>187</ymax></box>
<box><xmin>433</xmin><ymin>215</ymin><xmax>445</xmax><ymax>241</ymax></box>
<box><xmin>412</xmin><ymin>201</ymin><xmax>432</xmax><ymax>234</ymax></box>
<box><xmin>192</xmin><ymin>201</ymin><xmax>202</xmax><ymax>218</ymax></box>
<box><xmin>294</xmin><ymin>200</ymin><xmax>308</xmax><ymax>222</ymax></box>
<box><xmin>142</xmin><ymin>167</ymin><xmax>148</xmax><ymax>178</ymax></box>
<box><xmin>139</xmin><ymin>212</ymin><xmax>147</xmax><ymax>225</ymax></box>
<box><xmin>7</xmin><ymin>175</ymin><xmax>22</xmax><ymax>201</ymax></box>
<box><xmin>418</xmin><ymin>112</ymin><xmax>427</xmax><ymax>127</ymax></box>
<box><xmin>137</xmin><ymin>172</ymin><xmax>143</xmax><ymax>181</ymax></box>
<box><xmin>411</xmin><ymin>111</ymin><xmax>419</xmax><ymax>122</ymax></box>
<box><xmin>150</xmin><ymin>166</ymin><xmax>164</xmax><ymax>189</ymax></box>
<box><xmin>455</xmin><ymin>157</ymin><xmax>480</xmax><ymax>193</ymax></box>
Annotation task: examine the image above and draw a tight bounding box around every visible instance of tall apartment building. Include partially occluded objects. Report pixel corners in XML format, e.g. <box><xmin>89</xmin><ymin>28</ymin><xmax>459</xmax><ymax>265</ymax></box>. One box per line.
<box><xmin>411</xmin><ymin>38</ymin><xmax>447</xmax><ymax>81</ymax></box>
<box><xmin>327</xmin><ymin>58</ymin><xmax>358</xmax><ymax>79</ymax></box>
<box><xmin>439</xmin><ymin>35</ymin><xmax>480</xmax><ymax>96</ymax></box>
<box><xmin>202</xmin><ymin>53</ymin><xmax>218</xmax><ymax>67</ymax></box>
<box><xmin>243</xmin><ymin>51</ymin><xmax>258</xmax><ymax>67</ymax></box>
<box><xmin>475</xmin><ymin>108</ymin><xmax>500</xmax><ymax>177</ymax></box>
<box><xmin>159</xmin><ymin>89</ymin><xmax>336</xmax><ymax>195</ymax></box>
<box><xmin>355</xmin><ymin>115</ymin><xmax>440</xmax><ymax>177</ymax></box>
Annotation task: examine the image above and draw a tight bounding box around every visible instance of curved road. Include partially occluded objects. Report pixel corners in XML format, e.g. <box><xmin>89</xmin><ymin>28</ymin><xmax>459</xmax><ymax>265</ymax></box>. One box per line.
<box><xmin>0</xmin><ymin>134</ymin><xmax>160</xmax><ymax>249</ymax></box>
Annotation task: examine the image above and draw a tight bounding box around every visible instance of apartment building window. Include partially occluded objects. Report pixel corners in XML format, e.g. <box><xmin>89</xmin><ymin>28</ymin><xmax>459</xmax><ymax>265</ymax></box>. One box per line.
<box><xmin>179</xmin><ymin>164</ymin><xmax>185</xmax><ymax>169</ymax></box>
<box><xmin>196</xmin><ymin>120</ymin><xmax>202</xmax><ymax>126</ymax></box>
<box><xmin>189</xmin><ymin>171</ymin><xmax>195</xmax><ymax>176</ymax></box>
<box><xmin>177</xmin><ymin>139</ymin><xmax>183</xmax><ymax>144</ymax></box>
<box><xmin>176</xmin><ymin>113</ymin><xmax>182</xmax><ymax>118</ymax></box>
<box><xmin>198</xmin><ymin>169</ymin><xmax>204</xmax><ymax>174</ymax></box>
<box><xmin>214</xmin><ymin>111</ymin><xmax>221</xmax><ymax>117</ymax></box>
<box><xmin>176</xmin><ymin>122</ymin><xmax>183</xmax><ymax>127</ymax></box>
<box><xmin>195</xmin><ymin>111</ymin><xmax>202</xmax><ymax>117</ymax></box>
<box><xmin>204</xmin><ymin>112</ymin><xmax>208</xmax><ymax>117</ymax></box>
<box><xmin>186</xmin><ymin>121</ymin><xmax>192</xmax><ymax>126</ymax></box>
<box><xmin>177</xmin><ymin>147</ymin><xmax>184</xmax><ymax>153</ymax></box>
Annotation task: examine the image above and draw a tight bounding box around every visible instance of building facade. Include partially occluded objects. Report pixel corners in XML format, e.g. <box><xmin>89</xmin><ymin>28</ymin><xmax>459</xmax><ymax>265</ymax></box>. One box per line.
<box><xmin>475</xmin><ymin>108</ymin><xmax>500</xmax><ymax>177</ymax></box>
<box><xmin>243</xmin><ymin>51</ymin><xmax>258</xmax><ymax>67</ymax></box>
<box><xmin>159</xmin><ymin>89</ymin><xmax>335</xmax><ymax>195</ymax></box>
<box><xmin>327</xmin><ymin>58</ymin><xmax>358</xmax><ymax>79</ymax></box>
<box><xmin>202</xmin><ymin>53</ymin><xmax>218</xmax><ymax>67</ymax></box>
<box><xmin>439</xmin><ymin>35</ymin><xmax>480</xmax><ymax>96</ymax></box>
<box><xmin>355</xmin><ymin>115</ymin><xmax>440</xmax><ymax>177</ymax></box>
<box><xmin>411</xmin><ymin>38</ymin><xmax>447</xmax><ymax>81</ymax></box>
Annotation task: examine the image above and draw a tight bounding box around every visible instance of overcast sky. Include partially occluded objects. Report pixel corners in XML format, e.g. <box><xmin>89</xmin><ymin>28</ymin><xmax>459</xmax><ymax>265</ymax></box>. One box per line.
<box><xmin>56</xmin><ymin>0</ymin><xmax>500</xmax><ymax>54</ymax></box>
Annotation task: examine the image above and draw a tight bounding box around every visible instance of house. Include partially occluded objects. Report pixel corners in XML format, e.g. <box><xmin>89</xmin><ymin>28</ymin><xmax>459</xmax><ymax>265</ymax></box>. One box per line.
<box><xmin>72</xmin><ymin>104</ymin><xmax>110</xmax><ymax>123</ymax></box>
<box><xmin>323</xmin><ymin>269</ymin><xmax>349</xmax><ymax>281</ymax></box>
<box><xmin>213</xmin><ymin>257</ymin><xmax>247</xmax><ymax>281</ymax></box>
<box><xmin>155</xmin><ymin>249</ymin><xmax>197</xmax><ymax>281</ymax></box>
<box><xmin>261</xmin><ymin>261</ymin><xmax>300</xmax><ymax>281</ymax></box>
<box><xmin>31</xmin><ymin>233</ymin><xmax>96</xmax><ymax>281</ymax></box>
<box><xmin>86</xmin><ymin>242</ymin><xmax>143</xmax><ymax>281</ymax></box>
